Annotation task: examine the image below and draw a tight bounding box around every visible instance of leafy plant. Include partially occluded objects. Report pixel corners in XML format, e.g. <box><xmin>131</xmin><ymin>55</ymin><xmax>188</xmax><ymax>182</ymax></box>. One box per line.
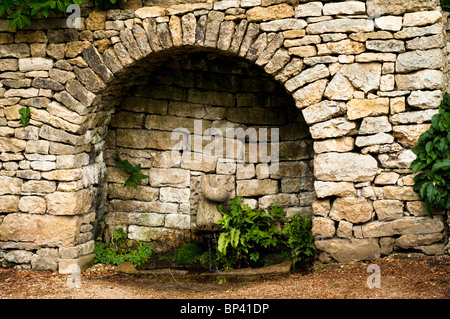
<box><xmin>19</xmin><ymin>107</ymin><xmax>30</xmax><ymax>128</ymax></box>
<box><xmin>114</xmin><ymin>153</ymin><xmax>149</xmax><ymax>190</ymax></box>
<box><xmin>284</xmin><ymin>214</ymin><xmax>315</xmax><ymax>267</ymax></box>
<box><xmin>0</xmin><ymin>0</ymin><xmax>126</xmax><ymax>29</ymax></box>
<box><xmin>173</xmin><ymin>243</ymin><xmax>204</xmax><ymax>266</ymax></box>
<box><xmin>94</xmin><ymin>227</ymin><xmax>153</xmax><ymax>267</ymax></box>
<box><xmin>410</xmin><ymin>93</ymin><xmax>450</xmax><ymax>218</ymax></box>
<box><xmin>216</xmin><ymin>197</ymin><xmax>286</xmax><ymax>270</ymax></box>
<box><xmin>442</xmin><ymin>0</ymin><xmax>450</xmax><ymax>12</ymax></box>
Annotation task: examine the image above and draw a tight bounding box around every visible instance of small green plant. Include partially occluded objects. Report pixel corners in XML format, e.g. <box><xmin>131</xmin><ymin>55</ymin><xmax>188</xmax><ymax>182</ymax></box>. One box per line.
<box><xmin>410</xmin><ymin>93</ymin><xmax>450</xmax><ymax>218</ymax></box>
<box><xmin>18</xmin><ymin>107</ymin><xmax>30</xmax><ymax>128</ymax></box>
<box><xmin>284</xmin><ymin>214</ymin><xmax>315</xmax><ymax>267</ymax></box>
<box><xmin>216</xmin><ymin>197</ymin><xmax>286</xmax><ymax>270</ymax></box>
<box><xmin>173</xmin><ymin>243</ymin><xmax>204</xmax><ymax>266</ymax></box>
<box><xmin>114</xmin><ymin>153</ymin><xmax>149</xmax><ymax>190</ymax></box>
<box><xmin>93</xmin><ymin>227</ymin><xmax>153</xmax><ymax>267</ymax></box>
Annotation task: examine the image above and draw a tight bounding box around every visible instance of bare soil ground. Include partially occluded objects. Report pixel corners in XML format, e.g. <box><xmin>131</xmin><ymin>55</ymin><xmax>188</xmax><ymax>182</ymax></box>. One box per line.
<box><xmin>0</xmin><ymin>255</ymin><xmax>449</xmax><ymax>299</ymax></box>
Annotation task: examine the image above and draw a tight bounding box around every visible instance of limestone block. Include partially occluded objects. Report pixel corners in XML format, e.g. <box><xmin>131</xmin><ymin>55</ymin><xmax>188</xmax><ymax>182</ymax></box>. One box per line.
<box><xmin>374</xmin><ymin>16</ymin><xmax>403</xmax><ymax>31</ymax></box>
<box><xmin>366</xmin><ymin>0</ymin><xmax>438</xmax><ymax>16</ymax></box>
<box><xmin>378</xmin><ymin>149</ymin><xmax>416</xmax><ymax>169</ymax></box>
<box><xmin>383</xmin><ymin>186</ymin><xmax>421</xmax><ymax>201</ymax></box>
<box><xmin>359</xmin><ymin>116</ymin><xmax>392</xmax><ymax>135</ymax></box>
<box><xmin>307</xmin><ymin>19</ymin><xmax>374</xmax><ymax>34</ymax></box>
<box><xmin>317</xmin><ymin>39</ymin><xmax>365</xmax><ymax>55</ymax></box>
<box><xmin>0</xmin><ymin>195</ymin><xmax>19</xmax><ymax>213</ymax></box>
<box><xmin>149</xmin><ymin>168</ymin><xmax>190</xmax><ymax>188</ymax></box>
<box><xmin>314</xmin><ymin>181</ymin><xmax>356</xmax><ymax>198</ymax></box>
<box><xmin>393</xmin><ymin>124</ymin><xmax>431</xmax><ymax>148</ymax></box>
<box><xmin>315</xmin><ymin>238</ymin><xmax>380</xmax><ymax>263</ymax></box>
<box><xmin>258</xmin><ymin>193</ymin><xmax>298</xmax><ymax>209</ymax></box>
<box><xmin>286</xmin><ymin>64</ymin><xmax>329</xmax><ymax>92</ymax></box>
<box><xmin>295</xmin><ymin>2</ymin><xmax>323</xmax><ymax>17</ymax></box>
<box><xmin>407</xmin><ymin>90</ymin><xmax>442</xmax><ymax>109</ymax></box>
<box><xmin>338</xmin><ymin>63</ymin><xmax>382</xmax><ymax>93</ymax></box>
<box><xmin>236</xmin><ymin>179</ymin><xmax>278</xmax><ymax>197</ymax></box>
<box><xmin>18</xmin><ymin>196</ymin><xmax>46</xmax><ymax>214</ymax></box>
<box><xmin>309</xmin><ymin>118</ymin><xmax>357</xmax><ymax>139</ymax></box>
<box><xmin>330</xmin><ymin>197</ymin><xmax>374</xmax><ymax>224</ymax></box>
<box><xmin>46</xmin><ymin>189</ymin><xmax>91</xmax><ymax>215</ymax></box>
<box><xmin>165</xmin><ymin>214</ymin><xmax>191</xmax><ymax>230</ymax></box>
<box><xmin>312</xmin><ymin>217</ymin><xmax>335</xmax><ymax>238</ymax></box>
<box><xmin>390</xmin><ymin>109</ymin><xmax>438</xmax><ymax>125</ymax></box>
<box><xmin>395</xmin><ymin>70</ymin><xmax>444</xmax><ymax>91</ymax></box>
<box><xmin>246</xmin><ymin>4</ymin><xmax>294</xmax><ymax>22</ymax></box>
<box><xmin>160</xmin><ymin>187</ymin><xmax>190</xmax><ymax>203</ymax></box>
<box><xmin>260</xmin><ymin>19</ymin><xmax>306</xmax><ymax>32</ymax></box>
<box><xmin>323</xmin><ymin>1</ymin><xmax>365</xmax><ymax>15</ymax></box>
<box><xmin>347</xmin><ymin>98</ymin><xmax>389</xmax><ymax>120</ymax></box>
<box><xmin>355</xmin><ymin>133</ymin><xmax>394</xmax><ymax>147</ymax></box>
<box><xmin>396</xmin><ymin>49</ymin><xmax>444</xmax><ymax>73</ymax></box>
<box><xmin>324</xmin><ymin>73</ymin><xmax>355</xmax><ymax>101</ymax></box>
<box><xmin>373</xmin><ymin>200</ymin><xmax>403</xmax><ymax>221</ymax></box>
<box><xmin>403</xmin><ymin>11</ymin><xmax>442</xmax><ymax>27</ymax></box>
<box><xmin>314</xmin><ymin>153</ymin><xmax>378</xmax><ymax>182</ymax></box>
<box><xmin>293</xmin><ymin>79</ymin><xmax>328</xmax><ymax>108</ymax></box>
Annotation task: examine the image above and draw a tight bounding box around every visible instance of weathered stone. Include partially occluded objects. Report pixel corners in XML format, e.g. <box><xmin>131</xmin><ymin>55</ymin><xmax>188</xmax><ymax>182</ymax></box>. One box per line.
<box><xmin>324</xmin><ymin>73</ymin><xmax>354</xmax><ymax>101</ymax></box>
<box><xmin>314</xmin><ymin>181</ymin><xmax>356</xmax><ymax>198</ymax></box>
<box><xmin>359</xmin><ymin>116</ymin><xmax>392</xmax><ymax>135</ymax></box>
<box><xmin>383</xmin><ymin>186</ymin><xmax>421</xmax><ymax>201</ymax></box>
<box><xmin>407</xmin><ymin>90</ymin><xmax>442</xmax><ymax>109</ymax></box>
<box><xmin>390</xmin><ymin>109</ymin><xmax>438</xmax><ymax>125</ymax></box>
<box><xmin>339</xmin><ymin>63</ymin><xmax>382</xmax><ymax>93</ymax></box>
<box><xmin>18</xmin><ymin>196</ymin><xmax>46</xmax><ymax>214</ymax></box>
<box><xmin>312</xmin><ymin>217</ymin><xmax>335</xmax><ymax>238</ymax></box>
<box><xmin>285</xmin><ymin>64</ymin><xmax>329</xmax><ymax>92</ymax></box>
<box><xmin>323</xmin><ymin>1</ymin><xmax>365</xmax><ymax>15</ymax></box>
<box><xmin>362</xmin><ymin>217</ymin><xmax>444</xmax><ymax>238</ymax></box>
<box><xmin>302</xmin><ymin>100</ymin><xmax>346</xmax><ymax>125</ymax></box>
<box><xmin>309</xmin><ymin>118</ymin><xmax>357</xmax><ymax>139</ymax></box>
<box><xmin>393</xmin><ymin>124</ymin><xmax>431</xmax><ymax>148</ymax></box>
<box><xmin>149</xmin><ymin>168</ymin><xmax>190</xmax><ymax>188</ymax></box>
<box><xmin>403</xmin><ymin>11</ymin><xmax>442</xmax><ymax>27</ymax></box>
<box><xmin>313</xmin><ymin>137</ymin><xmax>355</xmax><ymax>154</ymax></box>
<box><xmin>247</xmin><ymin>4</ymin><xmax>294</xmax><ymax>22</ymax></box>
<box><xmin>236</xmin><ymin>179</ymin><xmax>278</xmax><ymax>197</ymax></box>
<box><xmin>396</xmin><ymin>49</ymin><xmax>444</xmax><ymax>73</ymax></box>
<box><xmin>378</xmin><ymin>149</ymin><xmax>416</xmax><ymax>169</ymax></box>
<box><xmin>355</xmin><ymin>133</ymin><xmax>395</xmax><ymax>147</ymax></box>
<box><xmin>366</xmin><ymin>0</ymin><xmax>438</xmax><ymax>16</ymax></box>
<box><xmin>395</xmin><ymin>233</ymin><xmax>443</xmax><ymax>250</ymax></box>
<box><xmin>314</xmin><ymin>153</ymin><xmax>378</xmax><ymax>182</ymax></box>
<box><xmin>295</xmin><ymin>2</ymin><xmax>323</xmax><ymax>17</ymax></box>
<box><xmin>45</xmin><ymin>189</ymin><xmax>91</xmax><ymax>215</ymax></box>
<box><xmin>316</xmin><ymin>238</ymin><xmax>380</xmax><ymax>263</ymax></box>
<box><xmin>330</xmin><ymin>197</ymin><xmax>374</xmax><ymax>224</ymax></box>
<box><xmin>374</xmin><ymin>16</ymin><xmax>403</xmax><ymax>31</ymax></box>
<box><xmin>373</xmin><ymin>200</ymin><xmax>403</xmax><ymax>221</ymax></box>
<box><xmin>204</xmin><ymin>11</ymin><xmax>225</xmax><ymax>48</ymax></box>
<box><xmin>317</xmin><ymin>39</ymin><xmax>365</xmax><ymax>55</ymax></box>
<box><xmin>165</xmin><ymin>214</ymin><xmax>191</xmax><ymax>230</ymax></box>
<box><xmin>181</xmin><ymin>13</ymin><xmax>197</xmax><ymax>46</ymax></box>
<box><xmin>293</xmin><ymin>79</ymin><xmax>328</xmax><ymax>108</ymax></box>
<box><xmin>307</xmin><ymin>19</ymin><xmax>374</xmax><ymax>34</ymax></box>
<box><xmin>347</xmin><ymin>98</ymin><xmax>390</xmax><ymax>120</ymax></box>
<box><xmin>0</xmin><ymin>195</ymin><xmax>19</xmax><ymax>213</ymax></box>
<box><xmin>260</xmin><ymin>19</ymin><xmax>306</xmax><ymax>32</ymax></box>
<box><xmin>395</xmin><ymin>70</ymin><xmax>444</xmax><ymax>91</ymax></box>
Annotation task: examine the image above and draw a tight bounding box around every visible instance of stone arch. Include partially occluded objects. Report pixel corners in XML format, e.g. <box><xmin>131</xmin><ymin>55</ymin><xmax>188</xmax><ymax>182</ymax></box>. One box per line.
<box><xmin>0</xmin><ymin>1</ymin><xmax>449</xmax><ymax>272</ymax></box>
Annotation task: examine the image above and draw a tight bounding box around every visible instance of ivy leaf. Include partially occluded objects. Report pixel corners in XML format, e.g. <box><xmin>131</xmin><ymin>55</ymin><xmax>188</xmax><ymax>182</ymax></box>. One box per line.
<box><xmin>431</xmin><ymin>159</ymin><xmax>450</xmax><ymax>173</ymax></box>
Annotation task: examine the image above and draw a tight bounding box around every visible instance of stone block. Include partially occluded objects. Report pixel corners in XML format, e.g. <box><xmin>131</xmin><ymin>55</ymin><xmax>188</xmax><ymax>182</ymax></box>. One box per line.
<box><xmin>330</xmin><ymin>197</ymin><xmax>374</xmax><ymax>224</ymax></box>
<box><xmin>314</xmin><ymin>181</ymin><xmax>356</xmax><ymax>198</ymax></box>
<box><xmin>347</xmin><ymin>98</ymin><xmax>390</xmax><ymax>120</ymax></box>
<box><xmin>247</xmin><ymin>4</ymin><xmax>294</xmax><ymax>22</ymax></box>
<box><xmin>316</xmin><ymin>238</ymin><xmax>380</xmax><ymax>263</ymax></box>
<box><xmin>236</xmin><ymin>179</ymin><xmax>278</xmax><ymax>197</ymax></box>
<box><xmin>315</xmin><ymin>153</ymin><xmax>378</xmax><ymax>182</ymax></box>
<box><xmin>46</xmin><ymin>189</ymin><xmax>91</xmax><ymax>215</ymax></box>
<box><xmin>312</xmin><ymin>217</ymin><xmax>335</xmax><ymax>238</ymax></box>
<box><xmin>149</xmin><ymin>168</ymin><xmax>190</xmax><ymax>188</ymax></box>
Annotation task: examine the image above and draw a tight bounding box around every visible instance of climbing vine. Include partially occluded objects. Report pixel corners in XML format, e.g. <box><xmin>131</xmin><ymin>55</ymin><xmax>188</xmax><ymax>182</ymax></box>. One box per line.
<box><xmin>410</xmin><ymin>93</ymin><xmax>450</xmax><ymax>218</ymax></box>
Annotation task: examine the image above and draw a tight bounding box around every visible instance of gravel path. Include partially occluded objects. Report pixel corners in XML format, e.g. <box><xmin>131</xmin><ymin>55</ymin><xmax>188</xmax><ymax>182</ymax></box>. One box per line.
<box><xmin>0</xmin><ymin>255</ymin><xmax>449</xmax><ymax>299</ymax></box>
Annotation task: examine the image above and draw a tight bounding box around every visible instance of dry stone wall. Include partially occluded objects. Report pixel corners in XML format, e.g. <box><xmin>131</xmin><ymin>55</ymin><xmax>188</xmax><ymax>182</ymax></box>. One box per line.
<box><xmin>0</xmin><ymin>0</ymin><xmax>448</xmax><ymax>272</ymax></box>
